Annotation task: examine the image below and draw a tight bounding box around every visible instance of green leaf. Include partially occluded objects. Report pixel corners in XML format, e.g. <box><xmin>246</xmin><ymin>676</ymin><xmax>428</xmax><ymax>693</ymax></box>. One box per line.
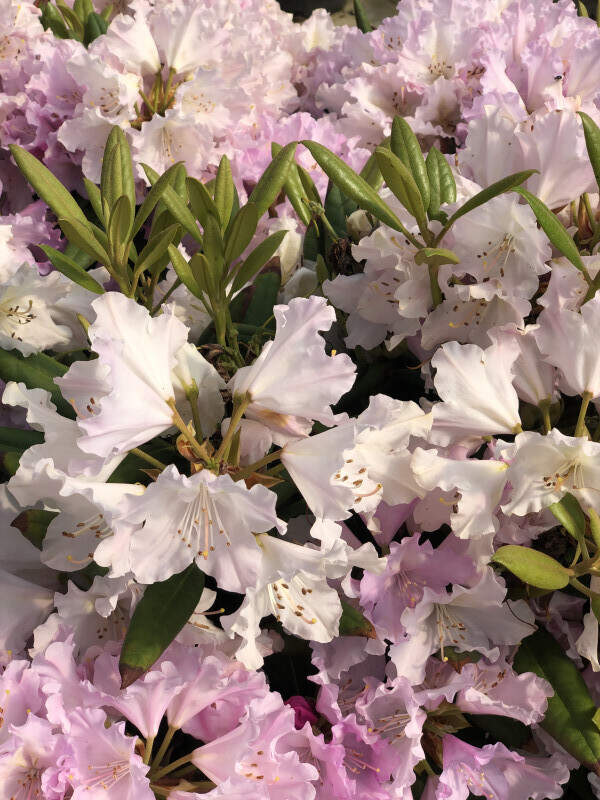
<box><xmin>107</xmin><ymin>195</ymin><xmax>133</xmax><ymax>258</ymax></box>
<box><xmin>143</xmin><ymin>164</ymin><xmax>202</xmax><ymax>244</ymax></box>
<box><xmin>353</xmin><ymin>0</ymin><xmax>373</xmax><ymax>32</ymax></box>
<box><xmin>100</xmin><ymin>127</ymin><xmax>135</xmax><ymax>226</ymax></box>
<box><xmin>224</xmin><ymin>203</ymin><xmax>259</xmax><ymax>266</ymax></box>
<box><xmin>297</xmin><ymin>164</ymin><xmax>322</xmax><ymax>205</ymax></box>
<box><xmin>119</xmin><ymin>564</ymin><xmax>205</xmax><ymax>687</ymax></box>
<box><xmin>446</xmin><ymin>169</ymin><xmax>536</xmax><ymax>226</ymax></box>
<box><xmin>339</xmin><ymin>599</ymin><xmax>377</xmax><ymax>638</ymax></box>
<box><xmin>272</xmin><ymin>143</ymin><xmax>312</xmax><ymax>227</ymax></box>
<box><xmin>133</xmin><ymin>162</ymin><xmax>181</xmax><ymax>236</ymax></box>
<box><xmin>514</xmin><ymin>186</ymin><xmax>588</xmax><ymax>275</ymax></box>
<box><xmin>0</xmin><ymin>350</ymin><xmax>73</xmax><ymax>418</ymax></box>
<box><xmin>390</xmin><ymin>116</ymin><xmax>430</xmax><ymax>210</ymax></box>
<box><xmin>186</xmin><ymin>176</ymin><xmax>219</xmax><ymax>229</ymax></box>
<box><xmin>83</xmin><ymin>178</ymin><xmax>104</xmax><ymax>225</ymax></box>
<box><xmin>9</xmin><ymin>145</ymin><xmax>89</xmax><ymax>226</ymax></box>
<box><xmin>56</xmin><ymin>0</ymin><xmax>84</xmax><ymax>36</ymax></box>
<box><xmin>11</xmin><ymin>509</ymin><xmax>57</xmax><ymax>549</ymax></box>
<box><xmin>58</xmin><ymin>217</ymin><xmax>111</xmax><ymax>266</ymax></box>
<box><xmin>202</xmin><ymin>213</ymin><xmax>225</xmax><ymax>292</ymax></box>
<box><xmin>374</xmin><ymin>147</ymin><xmax>426</xmax><ymax>224</ymax></box>
<box><xmin>579</xmin><ymin>112</ymin><xmax>600</xmax><ymax>195</ymax></box>
<box><xmin>492</xmin><ymin>545</ymin><xmax>570</xmax><ymax>590</ymax></box>
<box><xmin>83</xmin><ymin>11</ymin><xmax>108</xmax><ymax>45</ymax></box>
<box><xmin>0</xmin><ymin>426</ymin><xmax>44</xmax><ymax>451</ymax></box>
<box><xmin>167</xmin><ymin>244</ymin><xmax>204</xmax><ymax>298</ymax></box>
<box><xmin>324</xmin><ymin>182</ymin><xmax>358</xmax><ymax>239</ymax></box>
<box><xmin>39</xmin><ymin>245</ymin><xmax>105</xmax><ymax>294</ymax></box>
<box><xmin>63</xmin><ymin>241</ymin><xmax>95</xmax><ymax>269</ymax></box>
<box><xmin>134</xmin><ymin>224</ymin><xmax>179</xmax><ymax>275</ymax></box>
<box><xmin>425</xmin><ymin>146</ymin><xmax>456</xmax><ymax>219</ymax></box>
<box><xmin>100</xmin><ymin>3</ymin><xmax>112</xmax><ymax>21</ymax></box>
<box><xmin>588</xmin><ymin>507</ymin><xmax>600</xmax><ymax>551</ymax></box>
<box><xmin>40</xmin><ymin>3</ymin><xmax>70</xmax><ymax>38</ymax></box>
<box><xmin>414</xmin><ymin>247</ymin><xmax>460</xmax><ymax>268</ymax></box>
<box><xmin>514</xmin><ymin>627</ymin><xmax>600</xmax><ymax>770</ymax></box>
<box><xmin>229</xmin><ymin>230</ymin><xmax>287</xmax><ymax>295</ymax></box>
<box><xmin>249</xmin><ymin>142</ymin><xmax>298</xmax><ymax>218</ymax></box>
<box><xmin>550</xmin><ymin>492</ymin><xmax>587</xmax><ymax>541</ymax></box>
<box><xmin>302</xmin><ymin>140</ymin><xmax>408</xmax><ymax>233</ymax></box>
<box><xmin>359</xmin><ymin>149</ymin><xmax>384</xmax><ymax>192</ymax></box>
<box><xmin>242</xmin><ymin>272</ymin><xmax>280</xmax><ymax>327</ymax></box>
<box><xmin>214</xmin><ymin>155</ymin><xmax>235</xmax><ymax>229</ymax></box>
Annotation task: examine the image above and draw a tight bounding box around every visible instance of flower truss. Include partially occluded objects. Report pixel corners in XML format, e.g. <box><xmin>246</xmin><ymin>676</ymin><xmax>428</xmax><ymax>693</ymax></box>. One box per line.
<box><xmin>2</xmin><ymin>0</ymin><xmax>600</xmax><ymax>798</ymax></box>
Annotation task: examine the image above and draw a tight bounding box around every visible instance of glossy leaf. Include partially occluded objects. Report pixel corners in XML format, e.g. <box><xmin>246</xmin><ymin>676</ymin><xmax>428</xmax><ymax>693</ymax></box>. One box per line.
<box><xmin>40</xmin><ymin>245</ymin><xmax>104</xmax><ymax>294</ymax></box>
<box><xmin>134</xmin><ymin>224</ymin><xmax>179</xmax><ymax>275</ymax></box>
<box><xmin>83</xmin><ymin>178</ymin><xmax>104</xmax><ymax>225</ymax></box>
<box><xmin>224</xmin><ymin>203</ymin><xmax>259</xmax><ymax>265</ymax></box>
<box><xmin>186</xmin><ymin>176</ymin><xmax>219</xmax><ymax>228</ymax></box>
<box><xmin>214</xmin><ymin>155</ymin><xmax>234</xmax><ymax>229</ymax></box>
<box><xmin>83</xmin><ymin>11</ymin><xmax>108</xmax><ymax>44</ymax></box>
<box><xmin>229</xmin><ymin>230</ymin><xmax>287</xmax><ymax>295</ymax></box>
<box><xmin>297</xmin><ymin>164</ymin><xmax>321</xmax><ymax>205</ymax></box>
<box><xmin>167</xmin><ymin>244</ymin><xmax>204</xmax><ymax>298</ymax></box>
<box><xmin>143</xmin><ymin>164</ymin><xmax>203</xmax><ymax>244</ymax></box>
<box><xmin>107</xmin><ymin>194</ymin><xmax>133</xmax><ymax>256</ymax></box>
<box><xmin>133</xmin><ymin>162</ymin><xmax>182</xmax><ymax>235</ymax></box>
<box><xmin>249</xmin><ymin>142</ymin><xmax>298</xmax><ymax>218</ymax></box>
<box><xmin>119</xmin><ymin>564</ymin><xmax>205</xmax><ymax>687</ymax></box>
<box><xmin>514</xmin><ymin>187</ymin><xmax>588</xmax><ymax>275</ymax></box>
<box><xmin>390</xmin><ymin>116</ymin><xmax>430</xmax><ymax>210</ymax></box>
<box><xmin>492</xmin><ymin>545</ymin><xmax>570</xmax><ymax>590</ymax></box>
<box><xmin>0</xmin><ymin>350</ymin><xmax>72</xmax><ymax>418</ymax></box>
<box><xmin>425</xmin><ymin>146</ymin><xmax>456</xmax><ymax>219</ymax></box>
<box><xmin>100</xmin><ymin>127</ymin><xmax>135</xmax><ymax>226</ymax></box>
<box><xmin>302</xmin><ymin>140</ymin><xmax>407</xmax><ymax>232</ymax></box>
<box><xmin>339</xmin><ymin>599</ymin><xmax>376</xmax><ymax>638</ymax></box>
<box><xmin>40</xmin><ymin>3</ymin><xmax>70</xmax><ymax>38</ymax></box>
<box><xmin>324</xmin><ymin>182</ymin><xmax>358</xmax><ymax>239</ymax></box>
<box><xmin>375</xmin><ymin>147</ymin><xmax>426</xmax><ymax>224</ymax></box>
<box><xmin>9</xmin><ymin>144</ymin><xmax>89</xmax><ymax>226</ymax></box>
<box><xmin>580</xmin><ymin>112</ymin><xmax>600</xmax><ymax>196</ymax></box>
<box><xmin>58</xmin><ymin>217</ymin><xmax>111</xmax><ymax>266</ymax></box>
<box><xmin>550</xmin><ymin>492</ymin><xmax>587</xmax><ymax>541</ymax></box>
<box><xmin>446</xmin><ymin>170</ymin><xmax>536</xmax><ymax>225</ymax></box>
<box><xmin>272</xmin><ymin>143</ymin><xmax>312</xmax><ymax>227</ymax></box>
<box><xmin>514</xmin><ymin>628</ymin><xmax>600</xmax><ymax>770</ymax></box>
<box><xmin>202</xmin><ymin>213</ymin><xmax>225</xmax><ymax>291</ymax></box>
<box><xmin>359</xmin><ymin>149</ymin><xmax>384</xmax><ymax>192</ymax></box>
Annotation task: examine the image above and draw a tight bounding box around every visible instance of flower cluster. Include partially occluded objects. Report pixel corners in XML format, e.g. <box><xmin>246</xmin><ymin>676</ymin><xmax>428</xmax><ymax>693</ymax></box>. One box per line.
<box><xmin>2</xmin><ymin>0</ymin><xmax>600</xmax><ymax>798</ymax></box>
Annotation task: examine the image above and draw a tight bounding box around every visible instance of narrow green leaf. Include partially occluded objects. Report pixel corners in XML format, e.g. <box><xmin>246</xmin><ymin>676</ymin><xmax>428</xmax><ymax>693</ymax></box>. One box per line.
<box><xmin>143</xmin><ymin>164</ymin><xmax>202</xmax><ymax>244</ymax></box>
<box><xmin>426</xmin><ymin>146</ymin><xmax>456</xmax><ymax>219</ymax></box>
<box><xmin>414</xmin><ymin>247</ymin><xmax>460</xmax><ymax>268</ymax></box>
<box><xmin>100</xmin><ymin>2</ymin><xmax>112</xmax><ymax>21</ymax></box>
<box><xmin>579</xmin><ymin>0</ymin><xmax>590</xmax><ymax>16</ymax></box>
<box><xmin>492</xmin><ymin>545</ymin><xmax>570</xmax><ymax>590</ymax></box>
<box><xmin>579</xmin><ymin>112</ymin><xmax>600</xmax><ymax>195</ymax></box>
<box><xmin>589</xmin><ymin>507</ymin><xmax>600</xmax><ymax>551</ymax></box>
<box><xmin>107</xmin><ymin>195</ymin><xmax>133</xmax><ymax>257</ymax></box>
<box><xmin>353</xmin><ymin>0</ymin><xmax>373</xmax><ymax>32</ymax></box>
<box><xmin>40</xmin><ymin>3</ymin><xmax>70</xmax><ymax>38</ymax></box>
<box><xmin>359</xmin><ymin>150</ymin><xmax>384</xmax><ymax>192</ymax></box>
<box><xmin>224</xmin><ymin>203</ymin><xmax>259</xmax><ymax>266</ymax></box>
<box><xmin>186</xmin><ymin>176</ymin><xmax>219</xmax><ymax>228</ymax></box>
<box><xmin>56</xmin><ymin>0</ymin><xmax>84</xmax><ymax>36</ymax></box>
<box><xmin>272</xmin><ymin>143</ymin><xmax>312</xmax><ymax>227</ymax></box>
<box><xmin>9</xmin><ymin>145</ymin><xmax>89</xmax><ymax>226</ymax></box>
<box><xmin>242</xmin><ymin>272</ymin><xmax>281</xmax><ymax>327</ymax></box>
<box><xmin>83</xmin><ymin>178</ymin><xmax>104</xmax><ymax>225</ymax></box>
<box><xmin>58</xmin><ymin>217</ymin><xmax>111</xmax><ymax>266</ymax></box>
<box><xmin>189</xmin><ymin>252</ymin><xmax>214</xmax><ymax>298</ymax></box>
<box><xmin>167</xmin><ymin>244</ymin><xmax>204</xmax><ymax>298</ymax></box>
<box><xmin>63</xmin><ymin>241</ymin><xmax>94</xmax><ymax>269</ymax></box>
<box><xmin>514</xmin><ymin>187</ymin><xmax>588</xmax><ymax>275</ymax></box>
<box><xmin>201</xmin><ymin>214</ymin><xmax>225</xmax><ymax>291</ymax></box>
<box><xmin>446</xmin><ymin>170</ymin><xmax>536</xmax><ymax>229</ymax></box>
<box><xmin>229</xmin><ymin>230</ymin><xmax>286</xmax><ymax>295</ymax></box>
<box><xmin>119</xmin><ymin>564</ymin><xmax>205</xmax><ymax>687</ymax></box>
<box><xmin>302</xmin><ymin>140</ymin><xmax>408</xmax><ymax>233</ymax></box>
<box><xmin>391</xmin><ymin>116</ymin><xmax>430</xmax><ymax>210</ymax></box>
<box><xmin>550</xmin><ymin>492</ymin><xmax>587</xmax><ymax>541</ymax></box>
<box><xmin>214</xmin><ymin>155</ymin><xmax>234</xmax><ymax>229</ymax></box>
<box><xmin>0</xmin><ymin>426</ymin><xmax>44</xmax><ymax>451</ymax></box>
<box><xmin>100</xmin><ymin>127</ymin><xmax>135</xmax><ymax>226</ymax></box>
<box><xmin>40</xmin><ymin>245</ymin><xmax>104</xmax><ymax>294</ymax></box>
<box><xmin>324</xmin><ymin>181</ymin><xmax>359</xmax><ymax>240</ymax></box>
<box><xmin>514</xmin><ymin>628</ymin><xmax>600</xmax><ymax>770</ymax></box>
<box><xmin>83</xmin><ymin>11</ymin><xmax>108</xmax><ymax>45</ymax></box>
<box><xmin>133</xmin><ymin>162</ymin><xmax>181</xmax><ymax>235</ymax></box>
<box><xmin>339</xmin><ymin>599</ymin><xmax>377</xmax><ymax>638</ymax></box>
<box><xmin>375</xmin><ymin>146</ymin><xmax>426</xmax><ymax>224</ymax></box>
<box><xmin>297</xmin><ymin>164</ymin><xmax>322</xmax><ymax>205</ymax></box>
<box><xmin>134</xmin><ymin>224</ymin><xmax>179</xmax><ymax>275</ymax></box>
<box><xmin>249</xmin><ymin>142</ymin><xmax>298</xmax><ymax>218</ymax></box>
<box><xmin>0</xmin><ymin>350</ymin><xmax>73</xmax><ymax>418</ymax></box>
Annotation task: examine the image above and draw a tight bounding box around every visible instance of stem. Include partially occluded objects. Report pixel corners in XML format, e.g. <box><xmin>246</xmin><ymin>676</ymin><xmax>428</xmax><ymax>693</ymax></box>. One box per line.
<box><xmin>150</xmin><ymin>753</ymin><xmax>193</xmax><ymax>782</ymax></box>
<box><xmin>538</xmin><ymin>398</ymin><xmax>552</xmax><ymax>434</ymax></box>
<box><xmin>143</xmin><ymin>736</ymin><xmax>155</xmax><ymax>765</ymax></box>
<box><xmin>185</xmin><ymin>381</ymin><xmax>204</xmax><ymax>440</ymax></box>
<box><xmin>151</xmin><ymin>725</ymin><xmax>177</xmax><ymax>770</ymax></box>
<box><xmin>161</xmin><ymin>67</ymin><xmax>176</xmax><ymax>113</ymax></box>
<box><xmin>215</xmin><ymin>395</ymin><xmax>250</xmax><ymax>461</ymax></box>
<box><xmin>583</xmin><ymin>193</ymin><xmax>598</xmax><ymax>235</ymax></box>
<box><xmin>168</xmin><ymin>399</ymin><xmax>208</xmax><ymax>461</ymax></box>
<box><xmin>234</xmin><ymin>448</ymin><xmax>284</xmax><ymax>481</ymax></box>
<box><xmin>131</xmin><ymin>447</ymin><xmax>167</xmax><ymax>470</ymax></box>
<box><xmin>428</xmin><ymin>263</ymin><xmax>443</xmax><ymax>308</ymax></box>
<box><xmin>575</xmin><ymin>390</ymin><xmax>593</xmax><ymax>437</ymax></box>
<box><xmin>570</xmin><ymin>576</ymin><xmax>600</xmax><ymax>599</ymax></box>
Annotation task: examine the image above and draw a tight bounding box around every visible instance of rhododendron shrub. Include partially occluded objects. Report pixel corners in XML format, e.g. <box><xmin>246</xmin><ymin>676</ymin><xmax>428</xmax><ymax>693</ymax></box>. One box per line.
<box><xmin>2</xmin><ymin>0</ymin><xmax>600</xmax><ymax>797</ymax></box>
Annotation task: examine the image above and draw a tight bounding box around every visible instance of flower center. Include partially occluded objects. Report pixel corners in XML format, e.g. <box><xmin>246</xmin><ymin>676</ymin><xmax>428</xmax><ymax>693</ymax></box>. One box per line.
<box><xmin>176</xmin><ymin>483</ymin><xmax>230</xmax><ymax>559</ymax></box>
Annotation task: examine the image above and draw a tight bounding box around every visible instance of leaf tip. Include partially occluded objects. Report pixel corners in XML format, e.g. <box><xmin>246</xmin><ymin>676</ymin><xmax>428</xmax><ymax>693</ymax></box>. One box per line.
<box><xmin>119</xmin><ymin>663</ymin><xmax>145</xmax><ymax>690</ymax></box>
